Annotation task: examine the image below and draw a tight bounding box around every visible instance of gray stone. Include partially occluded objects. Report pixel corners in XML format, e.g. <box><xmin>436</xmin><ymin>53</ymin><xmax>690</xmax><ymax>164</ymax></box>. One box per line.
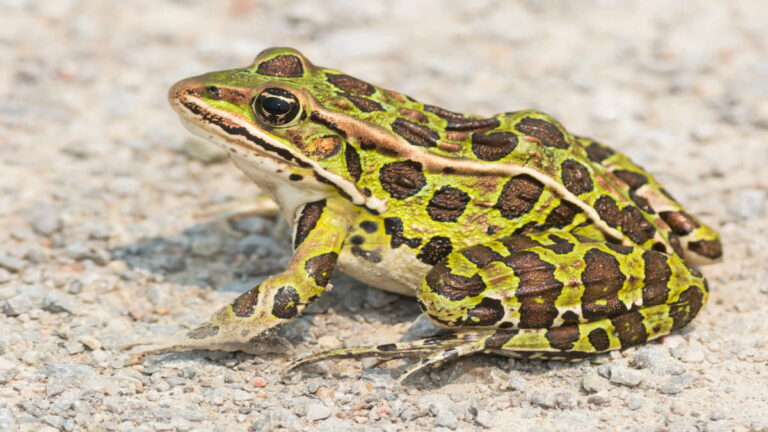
<box><xmin>435</xmin><ymin>408</ymin><xmax>458</xmax><ymax>429</ymax></box>
<box><xmin>581</xmin><ymin>370</ymin><xmax>611</xmax><ymax>393</ymax></box>
<box><xmin>0</xmin><ymin>254</ymin><xmax>27</xmax><ymax>272</ymax></box>
<box><xmin>41</xmin><ymin>291</ymin><xmax>75</xmax><ymax>314</ymax></box>
<box><xmin>474</xmin><ymin>410</ymin><xmax>493</xmax><ymax>428</ymax></box>
<box><xmin>631</xmin><ymin>347</ymin><xmax>686</xmax><ymax>375</ymax></box>
<box><xmin>401</xmin><ymin>315</ymin><xmax>445</xmax><ymax>341</ymax></box>
<box><xmin>232</xmin><ymin>389</ymin><xmax>253</xmax><ymax>402</ymax></box>
<box><xmin>609</xmin><ymin>365</ymin><xmax>644</xmax><ymax>387</ymax></box>
<box><xmin>659</xmin><ymin>374</ymin><xmax>694</xmax><ymax>395</ymax></box>
<box><xmin>527</xmin><ymin>391</ymin><xmax>556</xmax><ymax>409</ymax></box>
<box><xmin>3</xmin><ymin>294</ymin><xmax>34</xmax><ymax>316</ymax></box>
<box><xmin>626</xmin><ymin>394</ymin><xmax>644</xmax><ymax>410</ymax></box>
<box><xmin>27</xmin><ymin>205</ymin><xmax>62</xmax><ymax>236</ymax></box>
<box><xmin>305</xmin><ymin>402</ymin><xmax>332</xmax><ymax>421</ymax></box>
<box><xmin>507</xmin><ymin>372</ymin><xmax>526</xmax><ymax>392</ymax></box>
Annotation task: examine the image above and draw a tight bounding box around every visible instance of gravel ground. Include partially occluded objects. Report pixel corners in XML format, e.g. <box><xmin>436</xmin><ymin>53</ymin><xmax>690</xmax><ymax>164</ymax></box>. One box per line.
<box><xmin>2</xmin><ymin>1</ymin><xmax>768</xmax><ymax>431</ymax></box>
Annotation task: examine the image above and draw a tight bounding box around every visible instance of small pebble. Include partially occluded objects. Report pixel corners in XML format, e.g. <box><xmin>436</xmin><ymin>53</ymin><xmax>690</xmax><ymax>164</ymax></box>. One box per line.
<box><xmin>305</xmin><ymin>402</ymin><xmax>332</xmax><ymax>421</ymax></box>
<box><xmin>474</xmin><ymin>410</ymin><xmax>493</xmax><ymax>428</ymax></box>
<box><xmin>27</xmin><ymin>205</ymin><xmax>62</xmax><ymax>236</ymax></box>
<box><xmin>659</xmin><ymin>374</ymin><xmax>694</xmax><ymax>395</ymax></box>
<box><xmin>609</xmin><ymin>365</ymin><xmax>644</xmax><ymax>387</ymax></box>
<box><xmin>581</xmin><ymin>370</ymin><xmax>611</xmax><ymax>393</ymax></box>
<box><xmin>0</xmin><ymin>255</ymin><xmax>27</xmax><ymax>273</ymax></box>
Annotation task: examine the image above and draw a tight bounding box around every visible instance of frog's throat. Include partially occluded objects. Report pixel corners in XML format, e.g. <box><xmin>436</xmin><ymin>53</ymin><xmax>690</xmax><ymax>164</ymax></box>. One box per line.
<box><xmin>170</xmin><ymin>89</ymin><xmax>388</xmax><ymax>216</ymax></box>
<box><xmin>307</xmin><ymin>101</ymin><xmax>630</xmax><ymax>246</ymax></box>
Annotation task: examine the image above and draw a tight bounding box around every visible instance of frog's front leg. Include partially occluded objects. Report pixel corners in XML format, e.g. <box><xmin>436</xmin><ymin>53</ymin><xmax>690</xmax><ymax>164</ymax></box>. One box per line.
<box><xmin>288</xmin><ymin>230</ymin><xmax>708</xmax><ymax>381</ymax></box>
<box><xmin>125</xmin><ymin>199</ymin><xmax>349</xmax><ymax>357</ymax></box>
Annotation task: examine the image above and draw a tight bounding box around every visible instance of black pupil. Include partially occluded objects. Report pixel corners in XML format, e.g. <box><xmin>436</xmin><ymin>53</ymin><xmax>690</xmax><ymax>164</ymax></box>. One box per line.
<box><xmin>262</xmin><ymin>96</ymin><xmax>291</xmax><ymax>115</ymax></box>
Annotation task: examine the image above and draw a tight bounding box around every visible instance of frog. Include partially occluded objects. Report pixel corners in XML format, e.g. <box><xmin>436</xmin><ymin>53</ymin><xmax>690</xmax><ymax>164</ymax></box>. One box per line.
<box><xmin>129</xmin><ymin>47</ymin><xmax>723</xmax><ymax>381</ymax></box>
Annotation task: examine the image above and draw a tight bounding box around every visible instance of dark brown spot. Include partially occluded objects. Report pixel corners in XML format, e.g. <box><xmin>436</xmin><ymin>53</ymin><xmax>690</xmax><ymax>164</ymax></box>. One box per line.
<box><xmin>629</xmin><ymin>190</ymin><xmax>655</xmax><ymax>213</ymax></box>
<box><xmin>461</xmin><ymin>245</ymin><xmax>503</xmax><ymax>267</ymax></box>
<box><xmin>271</xmin><ymin>286</ymin><xmax>301</xmax><ymax>319</ymax></box>
<box><xmin>668</xmin><ymin>234</ymin><xmax>684</xmax><ymax>256</ymax></box>
<box><xmin>587</xmin><ymin>328</ymin><xmax>610</xmax><ymax>351</ymax></box>
<box><xmin>610</xmin><ymin>311</ymin><xmax>648</xmax><ymax>347</ymax></box>
<box><xmin>545</xmin><ymin>325</ymin><xmax>580</xmax><ymax>350</ymax></box>
<box><xmin>351</xmin><ymin>246</ymin><xmax>382</xmax><ymax>263</ymax></box>
<box><xmin>621</xmin><ymin>206</ymin><xmax>656</xmax><ymax>245</ymax></box>
<box><xmin>659</xmin><ymin>211</ymin><xmax>700</xmax><ymax>235</ymax></box>
<box><xmin>561</xmin><ymin>159</ymin><xmax>594</xmax><ymax>195</ymax></box>
<box><xmin>543</xmin><ymin>201</ymin><xmax>581</xmax><ymax>228</ymax></box>
<box><xmin>256</xmin><ymin>55</ymin><xmax>304</xmax><ymax>77</ymax></box>
<box><xmin>544</xmin><ymin>241</ymin><xmax>575</xmax><ymax>254</ymax></box>
<box><xmin>294</xmin><ymin>200</ymin><xmax>326</xmax><ymax>249</ymax></box>
<box><xmin>359</xmin><ymin>220</ymin><xmax>378</xmax><ymax>234</ymax></box>
<box><xmin>494</xmin><ymin>175</ymin><xmax>544</xmax><ymax>220</ymax></box>
<box><xmin>344</xmin><ymin>145</ymin><xmax>362</xmax><ymax>182</ymax></box>
<box><xmin>687</xmin><ymin>239</ymin><xmax>723</xmax><ymax>260</ymax></box>
<box><xmin>383</xmin><ymin>217</ymin><xmax>422</xmax><ymax>249</ymax></box>
<box><xmin>425</xmin><ymin>262</ymin><xmax>485</xmax><ymax>301</ymax></box>
<box><xmin>505</xmin><ymin>251</ymin><xmax>563</xmax><ymax>328</ymax></box>
<box><xmin>515</xmin><ymin>117</ymin><xmax>569</xmax><ymax>149</ymax></box>
<box><xmin>417</xmin><ymin>236</ymin><xmax>453</xmax><ymax>266</ymax></box>
<box><xmin>471</xmin><ymin>131</ymin><xmax>518</xmax><ymax>161</ymax></box>
<box><xmin>484</xmin><ymin>331</ymin><xmax>515</xmax><ymax>349</ymax></box>
<box><xmin>231</xmin><ymin>285</ymin><xmax>261</xmax><ymax>317</ymax></box>
<box><xmin>464</xmin><ymin>297</ymin><xmax>505</xmax><ymax>326</ymax></box>
<box><xmin>350</xmin><ymin>235</ymin><xmax>365</xmax><ymax>245</ymax></box>
<box><xmin>427</xmin><ymin>186</ymin><xmax>471</xmax><ymax>222</ymax></box>
<box><xmin>310</xmin><ymin>111</ymin><xmax>348</xmax><ymax>138</ymax></box>
<box><xmin>288</xmin><ymin>174</ymin><xmax>303</xmax><ymax>181</ymax></box>
<box><xmin>670</xmin><ymin>286</ymin><xmax>705</xmax><ymax>330</ymax></box>
<box><xmin>584</xmin><ymin>140</ymin><xmax>615</xmax><ymax>163</ymax></box>
<box><xmin>447</xmin><ymin>117</ymin><xmax>501</xmax><ymax>131</ymax></box>
<box><xmin>641</xmin><ymin>250</ymin><xmax>671</xmax><ymax>306</ymax></box>
<box><xmin>613</xmin><ymin>170</ymin><xmax>648</xmax><ymax>190</ymax></box>
<box><xmin>376</xmin><ymin>343</ymin><xmax>397</xmax><ymax>351</ymax></box>
<box><xmin>391</xmin><ymin>118</ymin><xmax>439</xmax><ymax>148</ymax></box>
<box><xmin>304</xmin><ymin>252</ymin><xmax>338</xmax><ymax>286</ymax></box>
<box><xmin>581</xmin><ymin>248</ymin><xmax>627</xmax><ymax>320</ymax></box>
<box><xmin>187</xmin><ymin>323</ymin><xmax>220</xmax><ymax>340</ymax></box>
<box><xmin>379</xmin><ymin>160</ymin><xmax>426</xmax><ymax>199</ymax></box>
<box><xmin>500</xmin><ymin>235</ymin><xmax>541</xmax><ymax>253</ymax></box>
<box><xmin>560</xmin><ymin>310</ymin><xmax>581</xmax><ymax>325</ymax></box>
<box><xmin>345</xmin><ymin>95</ymin><xmax>384</xmax><ymax>112</ymax></box>
<box><xmin>423</xmin><ymin>104</ymin><xmax>466</xmax><ymax>121</ymax></box>
<box><xmin>594</xmin><ymin>195</ymin><xmax>622</xmax><ymax>227</ymax></box>
<box><xmin>326</xmin><ymin>73</ymin><xmax>374</xmax><ymax>96</ymax></box>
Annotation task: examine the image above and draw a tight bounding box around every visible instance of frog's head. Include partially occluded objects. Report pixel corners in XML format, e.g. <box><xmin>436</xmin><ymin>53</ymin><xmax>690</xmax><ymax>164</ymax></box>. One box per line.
<box><xmin>169</xmin><ymin>47</ymin><xmax>436</xmax><ymax>216</ymax></box>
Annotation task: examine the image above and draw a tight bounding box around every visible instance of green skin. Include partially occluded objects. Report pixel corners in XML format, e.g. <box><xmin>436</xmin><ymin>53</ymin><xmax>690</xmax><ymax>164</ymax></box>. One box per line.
<box><xmin>129</xmin><ymin>47</ymin><xmax>723</xmax><ymax>381</ymax></box>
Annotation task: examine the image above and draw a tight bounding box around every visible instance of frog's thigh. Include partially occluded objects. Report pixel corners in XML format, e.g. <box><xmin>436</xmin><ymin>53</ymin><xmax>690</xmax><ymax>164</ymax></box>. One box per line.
<box><xmin>416</xmin><ymin>230</ymin><xmax>708</xmax><ymax>354</ymax></box>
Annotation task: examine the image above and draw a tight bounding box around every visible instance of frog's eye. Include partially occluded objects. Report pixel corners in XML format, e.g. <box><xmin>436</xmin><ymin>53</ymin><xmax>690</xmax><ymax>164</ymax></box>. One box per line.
<box><xmin>252</xmin><ymin>87</ymin><xmax>301</xmax><ymax>127</ymax></box>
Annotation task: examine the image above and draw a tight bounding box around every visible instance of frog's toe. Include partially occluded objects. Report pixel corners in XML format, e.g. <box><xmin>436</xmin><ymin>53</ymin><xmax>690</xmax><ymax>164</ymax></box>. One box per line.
<box><xmin>283</xmin><ymin>333</ymin><xmax>485</xmax><ymax>379</ymax></box>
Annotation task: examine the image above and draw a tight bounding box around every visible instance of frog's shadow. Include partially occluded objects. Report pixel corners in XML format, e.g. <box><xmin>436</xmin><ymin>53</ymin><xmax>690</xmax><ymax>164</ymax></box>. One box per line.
<box><xmin>110</xmin><ymin>217</ymin><xmax>422</xmax><ymax>338</ymax></box>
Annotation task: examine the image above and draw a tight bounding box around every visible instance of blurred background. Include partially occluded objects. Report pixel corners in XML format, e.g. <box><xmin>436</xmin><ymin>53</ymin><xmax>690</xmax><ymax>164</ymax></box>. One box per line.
<box><xmin>1</xmin><ymin>1</ymin><xmax>767</xmax><ymax>431</ymax></box>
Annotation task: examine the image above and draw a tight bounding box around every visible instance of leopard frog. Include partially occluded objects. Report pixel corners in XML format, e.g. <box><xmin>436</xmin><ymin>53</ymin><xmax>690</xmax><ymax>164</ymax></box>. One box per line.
<box><xmin>132</xmin><ymin>48</ymin><xmax>722</xmax><ymax>380</ymax></box>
